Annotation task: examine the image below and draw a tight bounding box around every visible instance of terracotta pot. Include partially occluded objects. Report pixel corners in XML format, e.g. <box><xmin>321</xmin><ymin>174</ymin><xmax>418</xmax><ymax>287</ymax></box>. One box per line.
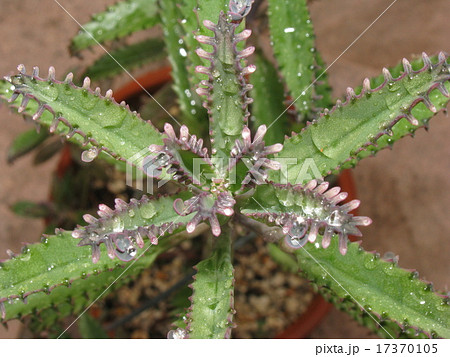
<box><xmin>113</xmin><ymin>66</ymin><xmax>172</xmax><ymax>103</ymax></box>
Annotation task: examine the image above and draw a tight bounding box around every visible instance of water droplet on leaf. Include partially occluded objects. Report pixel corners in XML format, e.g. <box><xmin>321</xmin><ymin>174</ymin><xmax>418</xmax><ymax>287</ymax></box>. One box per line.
<box><xmin>167</xmin><ymin>328</ymin><xmax>186</xmax><ymax>339</ymax></box>
<box><xmin>81</xmin><ymin>147</ymin><xmax>99</xmax><ymax>163</ymax></box>
<box><xmin>140</xmin><ymin>203</ymin><xmax>156</xmax><ymax>219</ymax></box>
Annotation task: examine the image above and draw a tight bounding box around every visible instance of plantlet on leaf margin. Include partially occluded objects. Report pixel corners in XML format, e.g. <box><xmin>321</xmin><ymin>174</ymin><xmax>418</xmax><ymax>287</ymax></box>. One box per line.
<box><xmin>241</xmin><ymin>181</ymin><xmax>371</xmax><ymax>255</ymax></box>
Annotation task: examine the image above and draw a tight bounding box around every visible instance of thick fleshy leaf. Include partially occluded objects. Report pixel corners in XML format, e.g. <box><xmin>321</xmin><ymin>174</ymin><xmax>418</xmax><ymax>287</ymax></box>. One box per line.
<box><xmin>10</xmin><ymin>201</ymin><xmax>51</xmax><ymax>219</ymax></box>
<box><xmin>296</xmin><ymin>237</ymin><xmax>450</xmax><ymax>338</ymax></box>
<box><xmin>270</xmin><ymin>53</ymin><xmax>450</xmax><ymax>184</ymax></box>
<box><xmin>181</xmin><ymin>0</ymin><xmax>246</xmax><ymax>133</ymax></box>
<box><xmin>70</xmin><ymin>0</ymin><xmax>160</xmax><ymax>53</ymax></box>
<box><xmin>312</xmin><ymin>51</ymin><xmax>334</xmax><ymax>113</ymax></box>
<box><xmin>195</xmin><ymin>10</ymin><xmax>253</xmax><ymax>162</ymax></box>
<box><xmin>346</xmin><ymin>54</ymin><xmax>449</xmax><ymax>169</ymax></box>
<box><xmin>159</xmin><ymin>0</ymin><xmax>206</xmax><ymax>131</ymax></box>
<box><xmin>241</xmin><ymin>182</ymin><xmax>370</xmax><ymax>255</ymax></box>
<box><xmin>7</xmin><ymin>128</ymin><xmax>49</xmax><ymax>163</ymax></box>
<box><xmin>78</xmin><ymin>314</ymin><xmax>109</xmax><ymax>339</ymax></box>
<box><xmin>267</xmin><ymin>243</ymin><xmax>297</xmax><ymax>274</ymax></box>
<box><xmin>0</xmin><ymin>193</ymin><xmax>194</xmax><ymax>322</ymax></box>
<box><xmin>249</xmin><ymin>52</ymin><xmax>288</xmax><ymax>146</ymax></box>
<box><xmin>267</xmin><ymin>0</ymin><xmax>315</xmax><ymax>119</ymax></box>
<box><xmin>185</xmin><ymin>226</ymin><xmax>235</xmax><ymax>338</ymax></box>
<box><xmin>196</xmin><ymin>0</ymin><xmax>230</xmax><ymax>29</ymax></box>
<box><xmin>73</xmin><ymin>193</ymin><xmax>195</xmax><ymax>262</ymax></box>
<box><xmin>1</xmin><ymin>66</ymin><xmax>164</xmax><ymax>164</ymax></box>
<box><xmin>0</xmin><ymin>230</ymin><xmax>166</xmax><ymax>323</ymax></box>
<box><xmin>181</xmin><ymin>0</ymin><xmax>229</xmax><ymax>85</ymax></box>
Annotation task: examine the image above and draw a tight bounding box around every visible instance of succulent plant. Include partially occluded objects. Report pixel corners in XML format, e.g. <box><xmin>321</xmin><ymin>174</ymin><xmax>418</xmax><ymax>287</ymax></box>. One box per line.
<box><xmin>0</xmin><ymin>0</ymin><xmax>449</xmax><ymax>339</ymax></box>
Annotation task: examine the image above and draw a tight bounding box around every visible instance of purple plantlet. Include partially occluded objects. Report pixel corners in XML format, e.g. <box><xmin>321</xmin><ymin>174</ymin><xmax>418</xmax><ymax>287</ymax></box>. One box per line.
<box><xmin>246</xmin><ymin>179</ymin><xmax>371</xmax><ymax>255</ymax></box>
<box><xmin>72</xmin><ymin>195</ymin><xmax>183</xmax><ymax>262</ymax></box>
<box><xmin>147</xmin><ymin>123</ymin><xmax>213</xmax><ymax>185</ymax></box>
<box><xmin>230</xmin><ymin>125</ymin><xmax>283</xmax><ymax>185</ymax></box>
<box><xmin>173</xmin><ymin>192</ymin><xmax>235</xmax><ymax>237</ymax></box>
<box><xmin>154</xmin><ymin>123</ymin><xmax>210</xmax><ymax>159</ymax></box>
<box><xmin>228</xmin><ymin>0</ymin><xmax>255</xmax><ymax>22</ymax></box>
<box><xmin>6</xmin><ymin>249</ymin><xmax>16</xmax><ymax>259</ymax></box>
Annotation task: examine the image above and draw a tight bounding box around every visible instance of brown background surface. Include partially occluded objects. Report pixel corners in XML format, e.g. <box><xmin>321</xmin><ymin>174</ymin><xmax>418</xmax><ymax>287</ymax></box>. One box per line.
<box><xmin>0</xmin><ymin>0</ymin><xmax>448</xmax><ymax>338</ymax></box>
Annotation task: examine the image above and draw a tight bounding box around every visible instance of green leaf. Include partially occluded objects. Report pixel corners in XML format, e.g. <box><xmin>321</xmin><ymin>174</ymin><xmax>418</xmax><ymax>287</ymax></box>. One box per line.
<box><xmin>181</xmin><ymin>0</ymin><xmax>229</xmax><ymax>82</ymax></box>
<box><xmin>270</xmin><ymin>53</ymin><xmax>450</xmax><ymax>184</ymax></box>
<box><xmin>268</xmin><ymin>0</ymin><xmax>315</xmax><ymax>119</ymax></box>
<box><xmin>159</xmin><ymin>0</ymin><xmax>207</xmax><ymax>132</ymax></box>
<box><xmin>10</xmin><ymin>201</ymin><xmax>51</xmax><ymax>219</ymax></box>
<box><xmin>0</xmin><ymin>194</ymin><xmax>193</xmax><ymax>322</ymax></box>
<box><xmin>78</xmin><ymin>314</ymin><xmax>109</xmax><ymax>339</ymax></box>
<box><xmin>0</xmin><ymin>230</ymin><xmax>165</xmax><ymax>322</ymax></box>
<box><xmin>74</xmin><ymin>193</ymin><xmax>195</xmax><ymax>261</ymax></box>
<box><xmin>267</xmin><ymin>243</ymin><xmax>297</xmax><ymax>274</ymax></box>
<box><xmin>32</xmin><ymin>140</ymin><xmax>64</xmax><ymax>165</ymax></box>
<box><xmin>196</xmin><ymin>0</ymin><xmax>229</xmax><ymax>27</ymax></box>
<box><xmin>182</xmin><ymin>0</ymin><xmax>245</xmax><ymax>92</ymax></box>
<box><xmin>312</xmin><ymin>51</ymin><xmax>334</xmax><ymax>113</ymax></box>
<box><xmin>345</xmin><ymin>55</ymin><xmax>449</xmax><ymax>169</ymax></box>
<box><xmin>196</xmin><ymin>12</ymin><xmax>250</xmax><ymax>162</ymax></box>
<box><xmin>250</xmin><ymin>51</ymin><xmax>289</xmax><ymax>146</ymax></box>
<box><xmin>70</xmin><ymin>0</ymin><xmax>160</xmax><ymax>53</ymax></box>
<box><xmin>296</xmin><ymin>237</ymin><xmax>450</xmax><ymax>338</ymax></box>
<box><xmin>192</xmin><ymin>0</ymin><xmax>246</xmax><ymax>56</ymax></box>
<box><xmin>178</xmin><ymin>0</ymin><xmax>210</xmax><ymax>84</ymax></box>
<box><xmin>187</xmin><ymin>226</ymin><xmax>235</xmax><ymax>338</ymax></box>
<box><xmin>240</xmin><ymin>183</ymin><xmax>370</xmax><ymax>255</ymax></box>
<box><xmin>7</xmin><ymin>128</ymin><xmax>49</xmax><ymax>163</ymax></box>
<box><xmin>1</xmin><ymin>68</ymin><xmax>164</xmax><ymax>164</ymax></box>
<box><xmin>162</xmin><ymin>0</ymin><xmax>246</xmax><ymax>144</ymax></box>
<box><xmin>84</xmin><ymin>38</ymin><xmax>166</xmax><ymax>81</ymax></box>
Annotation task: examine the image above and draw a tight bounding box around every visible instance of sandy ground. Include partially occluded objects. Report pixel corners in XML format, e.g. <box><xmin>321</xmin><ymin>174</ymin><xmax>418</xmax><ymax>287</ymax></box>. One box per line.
<box><xmin>0</xmin><ymin>0</ymin><xmax>448</xmax><ymax>338</ymax></box>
